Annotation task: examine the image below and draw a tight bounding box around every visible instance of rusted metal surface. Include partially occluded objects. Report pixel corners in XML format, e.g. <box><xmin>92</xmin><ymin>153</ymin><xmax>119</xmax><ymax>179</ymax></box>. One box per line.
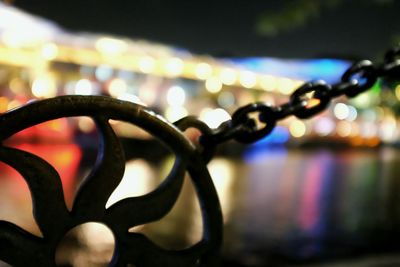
<box><xmin>0</xmin><ymin>96</ymin><xmax>223</xmax><ymax>267</ymax></box>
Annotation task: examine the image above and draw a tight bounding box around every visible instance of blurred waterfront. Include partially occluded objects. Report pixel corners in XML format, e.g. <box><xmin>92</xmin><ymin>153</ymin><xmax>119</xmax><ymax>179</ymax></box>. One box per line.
<box><xmin>2</xmin><ymin>140</ymin><xmax>400</xmax><ymax>266</ymax></box>
<box><xmin>0</xmin><ymin>3</ymin><xmax>400</xmax><ymax>266</ymax></box>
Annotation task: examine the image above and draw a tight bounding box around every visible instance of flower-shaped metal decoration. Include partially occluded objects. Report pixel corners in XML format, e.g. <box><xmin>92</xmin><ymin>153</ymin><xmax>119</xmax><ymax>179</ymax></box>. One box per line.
<box><xmin>0</xmin><ymin>96</ymin><xmax>222</xmax><ymax>267</ymax></box>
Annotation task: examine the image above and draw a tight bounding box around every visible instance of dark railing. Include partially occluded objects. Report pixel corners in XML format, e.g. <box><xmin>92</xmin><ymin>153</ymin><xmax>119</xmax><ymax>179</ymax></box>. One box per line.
<box><xmin>0</xmin><ymin>97</ymin><xmax>222</xmax><ymax>267</ymax></box>
<box><xmin>0</xmin><ymin>46</ymin><xmax>398</xmax><ymax>266</ymax></box>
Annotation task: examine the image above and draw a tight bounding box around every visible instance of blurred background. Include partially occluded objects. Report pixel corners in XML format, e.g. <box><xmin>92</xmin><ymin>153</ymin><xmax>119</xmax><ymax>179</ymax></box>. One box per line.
<box><xmin>1</xmin><ymin>0</ymin><xmax>400</xmax><ymax>266</ymax></box>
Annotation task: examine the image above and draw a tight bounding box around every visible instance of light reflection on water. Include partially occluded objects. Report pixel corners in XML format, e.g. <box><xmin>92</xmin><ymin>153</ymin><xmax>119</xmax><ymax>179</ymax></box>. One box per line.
<box><xmin>221</xmin><ymin>146</ymin><xmax>400</xmax><ymax>266</ymax></box>
<box><xmin>120</xmin><ymin>146</ymin><xmax>400</xmax><ymax>266</ymax></box>
<box><xmin>1</xmin><ymin>146</ymin><xmax>400</xmax><ymax>266</ymax></box>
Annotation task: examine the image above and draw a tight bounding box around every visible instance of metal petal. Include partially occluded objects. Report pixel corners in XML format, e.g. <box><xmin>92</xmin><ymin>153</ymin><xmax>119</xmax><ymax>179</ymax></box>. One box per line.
<box><xmin>0</xmin><ymin>221</ymin><xmax>43</xmax><ymax>267</ymax></box>
<box><xmin>0</xmin><ymin>147</ymin><xmax>70</xmax><ymax>239</ymax></box>
<box><xmin>104</xmin><ymin>157</ymin><xmax>186</xmax><ymax>231</ymax></box>
<box><xmin>72</xmin><ymin>117</ymin><xmax>125</xmax><ymax>221</ymax></box>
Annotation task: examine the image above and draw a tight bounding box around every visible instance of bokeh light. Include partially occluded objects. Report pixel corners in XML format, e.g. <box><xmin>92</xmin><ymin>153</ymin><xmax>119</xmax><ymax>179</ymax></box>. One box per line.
<box><xmin>75</xmin><ymin>79</ymin><xmax>94</xmax><ymax>95</ymax></box>
<box><xmin>289</xmin><ymin>120</ymin><xmax>306</xmax><ymax>138</ymax></box>
<box><xmin>200</xmin><ymin>108</ymin><xmax>231</xmax><ymax>128</ymax></box>
<box><xmin>205</xmin><ymin>77</ymin><xmax>223</xmax><ymax>93</ymax></box>
<box><xmin>334</xmin><ymin>103</ymin><xmax>349</xmax><ymax>120</ymax></box>
<box><xmin>166</xmin><ymin>85</ymin><xmax>186</xmax><ymax>106</ymax></box>
<box><xmin>195</xmin><ymin>62</ymin><xmax>212</xmax><ymax>80</ymax></box>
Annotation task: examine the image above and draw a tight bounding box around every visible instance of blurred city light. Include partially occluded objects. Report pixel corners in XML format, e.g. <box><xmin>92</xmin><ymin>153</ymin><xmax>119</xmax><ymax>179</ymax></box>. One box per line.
<box><xmin>95</xmin><ymin>37</ymin><xmax>127</xmax><ymax>56</ymax></box>
<box><xmin>336</xmin><ymin>121</ymin><xmax>352</xmax><ymax>137</ymax></box>
<box><xmin>166</xmin><ymin>85</ymin><xmax>186</xmax><ymax>106</ymax></box>
<box><xmin>106</xmin><ymin>159</ymin><xmax>154</xmax><ymax>208</ymax></box>
<box><xmin>117</xmin><ymin>93</ymin><xmax>145</xmax><ymax>105</ymax></box>
<box><xmin>289</xmin><ymin>120</ymin><xmax>306</xmax><ymax>138</ymax></box>
<box><xmin>195</xmin><ymin>62</ymin><xmax>212</xmax><ymax>80</ymax></box>
<box><xmin>75</xmin><ymin>79</ymin><xmax>94</xmax><ymax>95</ymax></box>
<box><xmin>208</xmin><ymin>158</ymin><xmax>234</xmax><ymax>222</ymax></box>
<box><xmin>95</xmin><ymin>65</ymin><xmax>114</xmax><ymax>81</ymax></box>
<box><xmin>379</xmin><ymin>116</ymin><xmax>397</xmax><ymax>142</ymax></box>
<box><xmin>200</xmin><ymin>108</ymin><xmax>231</xmax><ymax>129</ymax></box>
<box><xmin>138</xmin><ymin>56</ymin><xmax>156</xmax><ymax>73</ymax></box>
<box><xmin>217</xmin><ymin>91</ymin><xmax>235</xmax><ymax>108</ymax></box>
<box><xmin>165</xmin><ymin>106</ymin><xmax>188</xmax><ymax>122</ymax></box>
<box><xmin>108</xmin><ymin>78</ymin><xmax>127</xmax><ymax>98</ymax></box>
<box><xmin>205</xmin><ymin>76</ymin><xmax>223</xmax><ymax>93</ymax></box>
<box><xmin>219</xmin><ymin>68</ymin><xmax>237</xmax><ymax>85</ymax></box>
<box><xmin>239</xmin><ymin>71</ymin><xmax>257</xmax><ymax>88</ymax></box>
<box><xmin>334</xmin><ymin>102</ymin><xmax>350</xmax><ymax>120</ymax></box>
<box><xmin>259</xmin><ymin>75</ymin><xmax>277</xmax><ymax>91</ymax></box>
<box><xmin>314</xmin><ymin>117</ymin><xmax>335</xmax><ymax>136</ymax></box>
<box><xmin>346</xmin><ymin>105</ymin><xmax>358</xmax><ymax>122</ymax></box>
<box><xmin>277</xmin><ymin>77</ymin><xmax>295</xmax><ymax>95</ymax></box>
<box><xmin>31</xmin><ymin>77</ymin><xmax>57</xmax><ymax>98</ymax></box>
<box><xmin>164</xmin><ymin>57</ymin><xmax>184</xmax><ymax>77</ymax></box>
<box><xmin>41</xmin><ymin>42</ymin><xmax>58</xmax><ymax>60</ymax></box>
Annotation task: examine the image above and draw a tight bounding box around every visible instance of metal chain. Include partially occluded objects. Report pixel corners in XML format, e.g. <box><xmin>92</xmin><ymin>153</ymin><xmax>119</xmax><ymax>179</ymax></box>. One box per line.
<box><xmin>175</xmin><ymin>46</ymin><xmax>400</xmax><ymax>162</ymax></box>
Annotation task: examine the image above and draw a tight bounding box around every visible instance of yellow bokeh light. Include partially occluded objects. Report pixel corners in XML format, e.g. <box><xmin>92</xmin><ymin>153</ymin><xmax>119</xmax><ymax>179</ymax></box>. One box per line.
<box><xmin>9</xmin><ymin>78</ymin><xmax>25</xmax><ymax>94</ymax></box>
<box><xmin>239</xmin><ymin>71</ymin><xmax>257</xmax><ymax>88</ymax></box>
<box><xmin>75</xmin><ymin>79</ymin><xmax>93</xmax><ymax>95</ymax></box>
<box><xmin>165</xmin><ymin>106</ymin><xmax>188</xmax><ymax>122</ymax></box>
<box><xmin>138</xmin><ymin>86</ymin><xmax>157</xmax><ymax>106</ymax></box>
<box><xmin>260</xmin><ymin>75</ymin><xmax>277</xmax><ymax>91</ymax></box>
<box><xmin>333</xmin><ymin>103</ymin><xmax>349</xmax><ymax>120</ymax></box>
<box><xmin>289</xmin><ymin>120</ymin><xmax>306</xmax><ymax>138</ymax></box>
<box><xmin>337</xmin><ymin>121</ymin><xmax>352</xmax><ymax>137</ymax></box>
<box><xmin>277</xmin><ymin>78</ymin><xmax>295</xmax><ymax>95</ymax></box>
<box><xmin>165</xmin><ymin>57</ymin><xmax>184</xmax><ymax>77</ymax></box>
<box><xmin>166</xmin><ymin>85</ymin><xmax>186</xmax><ymax>106</ymax></box>
<box><xmin>41</xmin><ymin>43</ymin><xmax>59</xmax><ymax>60</ymax></box>
<box><xmin>205</xmin><ymin>77</ymin><xmax>223</xmax><ymax>93</ymax></box>
<box><xmin>195</xmin><ymin>62</ymin><xmax>212</xmax><ymax>80</ymax></box>
<box><xmin>95</xmin><ymin>37</ymin><xmax>127</xmax><ymax>56</ymax></box>
<box><xmin>138</xmin><ymin>56</ymin><xmax>156</xmax><ymax>74</ymax></box>
<box><xmin>32</xmin><ymin>77</ymin><xmax>57</xmax><ymax>98</ymax></box>
<box><xmin>200</xmin><ymin>108</ymin><xmax>231</xmax><ymax>129</ymax></box>
<box><xmin>219</xmin><ymin>68</ymin><xmax>237</xmax><ymax>85</ymax></box>
<box><xmin>108</xmin><ymin>78</ymin><xmax>127</xmax><ymax>98</ymax></box>
<box><xmin>2</xmin><ymin>29</ymin><xmax>41</xmax><ymax>48</ymax></box>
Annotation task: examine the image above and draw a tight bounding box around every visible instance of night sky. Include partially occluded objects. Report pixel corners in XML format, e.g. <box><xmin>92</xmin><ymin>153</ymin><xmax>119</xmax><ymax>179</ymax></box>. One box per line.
<box><xmin>12</xmin><ymin>0</ymin><xmax>400</xmax><ymax>60</ymax></box>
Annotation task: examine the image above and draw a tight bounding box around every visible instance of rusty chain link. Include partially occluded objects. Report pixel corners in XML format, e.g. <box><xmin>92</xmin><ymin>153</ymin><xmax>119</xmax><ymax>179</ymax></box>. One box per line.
<box><xmin>175</xmin><ymin>45</ymin><xmax>400</xmax><ymax>162</ymax></box>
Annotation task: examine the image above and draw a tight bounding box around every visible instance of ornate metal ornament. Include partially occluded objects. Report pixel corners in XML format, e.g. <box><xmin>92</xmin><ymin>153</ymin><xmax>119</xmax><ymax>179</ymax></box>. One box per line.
<box><xmin>0</xmin><ymin>96</ymin><xmax>223</xmax><ymax>267</ymax></box>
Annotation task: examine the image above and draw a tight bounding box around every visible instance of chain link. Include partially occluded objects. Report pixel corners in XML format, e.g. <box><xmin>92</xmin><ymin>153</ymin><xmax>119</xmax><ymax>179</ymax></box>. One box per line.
<box><xmin>176</xmin><ymin>45</ymin><xmax>400</xmax><ymax>161</ymax></box>
<box><xmin>290</xmin><ymin>80</ymin><xmax>332</xmax><ymax>119</ymax></box>
<box><xmin>339</xmin><ymin>60</ymin><xmax>377</xmax><ymax>97</ymax></box>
